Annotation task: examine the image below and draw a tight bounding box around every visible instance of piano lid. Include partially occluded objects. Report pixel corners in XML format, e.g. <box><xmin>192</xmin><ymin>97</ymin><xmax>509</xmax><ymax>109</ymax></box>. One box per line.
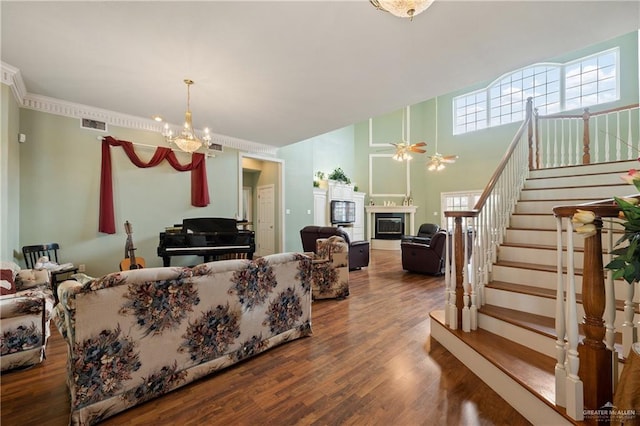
<box><xmin>182</xmin><ymin>217</ymin><xmax>239</xmax><ymax>234</ymax></box>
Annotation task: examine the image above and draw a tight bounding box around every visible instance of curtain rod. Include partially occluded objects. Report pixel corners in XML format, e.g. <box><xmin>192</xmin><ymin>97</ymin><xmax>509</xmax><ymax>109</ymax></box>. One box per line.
<box><xmin>96</xmin><ymin>137</ymin><xmax>215</xmax><ymax>157</ymax></box>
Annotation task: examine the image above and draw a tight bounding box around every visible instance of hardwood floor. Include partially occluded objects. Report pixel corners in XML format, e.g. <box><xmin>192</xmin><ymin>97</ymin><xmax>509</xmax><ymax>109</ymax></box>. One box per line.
<box><xmin>1</xmin><ymin>250</ymin><xmax>531</xmax><ymax>426</ymax></box>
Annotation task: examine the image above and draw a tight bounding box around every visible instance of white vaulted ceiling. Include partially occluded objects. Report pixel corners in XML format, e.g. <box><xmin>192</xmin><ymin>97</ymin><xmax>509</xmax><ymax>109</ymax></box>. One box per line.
<box><xmin>1</xmin><ymin>1</ymin><xmax>639</xmax><ymax>148</ymax></box>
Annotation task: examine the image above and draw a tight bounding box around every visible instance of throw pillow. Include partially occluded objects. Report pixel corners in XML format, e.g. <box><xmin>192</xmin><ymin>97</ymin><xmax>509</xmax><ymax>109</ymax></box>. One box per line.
<box><xmin>0</xmin><ymin>268</ymin><xmax>16</xmax><ymax>295</ymax></box>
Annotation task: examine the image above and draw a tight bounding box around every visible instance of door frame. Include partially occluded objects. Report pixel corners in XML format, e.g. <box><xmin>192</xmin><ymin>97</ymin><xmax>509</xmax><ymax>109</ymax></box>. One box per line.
<box><xmin>238</xmin><ymin>153</ymin><xmax>285</xmax><ymax>254</ymax></box>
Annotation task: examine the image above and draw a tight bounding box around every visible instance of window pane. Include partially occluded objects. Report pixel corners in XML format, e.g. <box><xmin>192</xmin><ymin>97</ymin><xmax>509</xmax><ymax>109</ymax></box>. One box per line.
<box><xmin>563</xmin><ymin>49</ymin><xmax>619</xmax><ymax>109</ymax></box>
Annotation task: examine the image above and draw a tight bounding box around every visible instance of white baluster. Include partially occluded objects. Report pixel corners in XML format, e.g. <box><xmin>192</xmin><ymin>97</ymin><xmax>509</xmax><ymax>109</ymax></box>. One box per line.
<box><xmin>621</xmin><ymin>282</ymin><xmax>637</xmax><ymax>357</ymax></box>
<box><xmin>444</xmin><ymin>218</ymin><xmax>451</xmax><ymax>327</ymax></box>
<box><xmin>574</xmin><ymin>119</ymin><xmax>580</xmax><ymax>165</ymax></box>
<box><xmin>449</xmin><ymin>224</ymin><xmax>458</xmax><ymax>330</ymax></box>
<box><xmin>555</xmin><ymin>216</ymin><xmax>567</xmax><ymax>408</ymax></box>
<box><xmin>462</xmin><ymin>218</ymin><xmax>471</xmax><ymax>332</ymax></box>
<box><xmin>605</xmin><ymin>117</ymin><xmax>611</xmax><ymax>162</ymax></box>
<box><xmin>594</xmin><ymin>116</ymin><xmax>600</xmax><ymax>163</ymax></box>
<box><xmin>616</xmin><ymin>111</ymin><xmax>627</xmax><ymax>160</ymax></box>
<box><xmin>554</xmin><ymin>119</ymin><xmax>559</xmax><ymax>167</ymax></box>
<box><xmin>628</xmin><ymin>109</ymin><xmax>633</xmax><ymax>161</ymax></box>
<box><xmin>603</xmin><ymin>220</ymin><xmax>618</xmax><ymax>384</ymax></box>
<box><xmin>546</xmin><ymin>120</ymin><xmax>551</xmax><ymax>168</ymax></box>
<box><xmin>561</xmin><ymin>118</ymin><xmax>566</xmax><ymax>166</ymax></box>
<box><xmin>565</xmin><ymin>219</ymin><xmax>584</xmax><ymax>421</ymax></box>
<box><xmin>604</xmin><ymin>219</ymin><xmax>616</xmax><ymax>351</ymax></box>
<box><xmin>568</xmin><ymin>117</ymin><xmax>573</xmax><ymax>165</ymax></box>
<box><xmin>469</xmin><ymin>218</ymin><xmax>478</xmax><ymax>330</ymax></box>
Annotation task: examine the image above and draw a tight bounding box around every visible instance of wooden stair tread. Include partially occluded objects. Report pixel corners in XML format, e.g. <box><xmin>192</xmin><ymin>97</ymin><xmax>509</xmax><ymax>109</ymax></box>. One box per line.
<box><xmin>430</xmin><ymin>311</ymin><xmax>558</xmax><ymax>410</ymax></box>
<box><xmin>479</xmin><ymin>303</ymin><xmax>555</xmax><ymax>336</ymax></box>
<box><xmin>522</xmin><ymin>183</ymin><xmax>631</xmax><ymax>190</ymax></box>
<box><xmin>494</xmin><ymin>260</ymin><xmax>584</xmax><ymax>274</ymax></box>
<box><xmin>479</xmin><ymin>304</ymin><xmax>628</xmax><ymax>355</ymax></box>
<box><xmin>487</xmin><ymin>281</ymin><xmax>555</xmax><ymax>298</ymax></box>
<box><xmin>487</xmin><ymin>281</ymin><xmax>639</xmax><ymax>313</ymax></box>
<box><xmin>500</xmin><ymin>241</ymin><xmax>585</xmax><ymax>252</ymax></box>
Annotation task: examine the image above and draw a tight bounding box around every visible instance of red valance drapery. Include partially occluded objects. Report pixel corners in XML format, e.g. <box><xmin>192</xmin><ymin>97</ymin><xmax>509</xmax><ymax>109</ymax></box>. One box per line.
<box><xmin>99</xmin><ymin>136</ymin><xmax>210</xmax><ymax>234</ymax></box>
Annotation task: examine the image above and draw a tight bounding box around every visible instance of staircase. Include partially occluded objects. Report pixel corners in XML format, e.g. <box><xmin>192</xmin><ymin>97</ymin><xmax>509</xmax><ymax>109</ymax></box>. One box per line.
<box><xmin>430</xmin><ymin>160</ymin><xmax>640</xmax><ymax>425</ymax></box>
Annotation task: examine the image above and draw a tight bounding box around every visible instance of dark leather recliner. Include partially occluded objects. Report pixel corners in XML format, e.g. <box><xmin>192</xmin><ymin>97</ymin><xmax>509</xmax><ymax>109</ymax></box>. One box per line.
<box><xmin>300</xmin><ymin>226</ymin><xmax>370</xmax><ymax>270</ymax></box>
<box><xmin>401</xmin><ymin>223</ymin><xmax>440</xmax><ymax>245</ymax></box>
<box><xmin>401</xmin><ymin>230</ymin><xmax>448</xmax><ymax>275</ymax></box>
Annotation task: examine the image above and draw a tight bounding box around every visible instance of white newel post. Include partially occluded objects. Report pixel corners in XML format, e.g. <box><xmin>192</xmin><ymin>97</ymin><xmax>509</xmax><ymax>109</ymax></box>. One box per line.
<box><xmin>554</xmin><ymin>216</ymin><xmax>567</xmax><ymax>408</ymax></box>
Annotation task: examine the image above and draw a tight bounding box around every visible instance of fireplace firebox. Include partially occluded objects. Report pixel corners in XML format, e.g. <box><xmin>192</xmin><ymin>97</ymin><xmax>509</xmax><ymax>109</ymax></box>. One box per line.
<box><xmin>374</xmin><ymin>213</ymin><xmax>405</xmax><ymax>240</ymax></box>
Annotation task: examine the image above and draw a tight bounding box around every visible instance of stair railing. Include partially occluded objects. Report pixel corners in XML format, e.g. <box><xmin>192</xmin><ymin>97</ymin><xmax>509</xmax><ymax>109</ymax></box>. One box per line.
<box><xmin>553</xmin><ymin>199</ymin><xmax>639</xmax><ymax>420</ymax></box>
<box><xmin>534</xmin><ymin>103</ymin><xmax>639</xmax><ymax>168</ymax></box>
<box><xmin>444</xmin><ymin>98</ymin><xmax>533</xmax><ymax>331</ymax></box>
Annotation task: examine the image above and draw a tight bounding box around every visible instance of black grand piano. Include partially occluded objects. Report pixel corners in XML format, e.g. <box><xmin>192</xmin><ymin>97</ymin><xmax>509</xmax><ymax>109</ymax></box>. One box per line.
<box><xmin>157</xmin><ymin>217</ymin><xmax>255</xmax><ymax>267</ymax></box>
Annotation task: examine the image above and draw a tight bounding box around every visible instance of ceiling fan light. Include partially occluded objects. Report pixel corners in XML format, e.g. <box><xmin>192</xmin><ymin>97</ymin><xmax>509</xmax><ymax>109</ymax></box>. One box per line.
<box><xmin>371</xmin><ymin>0</ymin><xmax>435</xmax><ymax>19</ymax></box>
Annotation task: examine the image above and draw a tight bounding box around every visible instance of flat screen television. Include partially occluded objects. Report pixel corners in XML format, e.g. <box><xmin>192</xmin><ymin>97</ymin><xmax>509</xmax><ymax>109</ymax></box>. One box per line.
<box><xmin>330</xmin><ymin>200</ymin><xmax>356</xmax><ymax>224</ymax></box>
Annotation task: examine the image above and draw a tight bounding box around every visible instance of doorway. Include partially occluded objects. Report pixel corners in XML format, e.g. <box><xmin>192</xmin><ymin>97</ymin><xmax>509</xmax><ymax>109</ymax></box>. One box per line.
<box><xmin>257</xmin><ymin>184</ymin><xmax>275</xmax><ymax>256</ymax></box>
<box><xmin>239</xmin><ymin>154</ymin><xmax>284</xmax><ymax>256</ymax></box>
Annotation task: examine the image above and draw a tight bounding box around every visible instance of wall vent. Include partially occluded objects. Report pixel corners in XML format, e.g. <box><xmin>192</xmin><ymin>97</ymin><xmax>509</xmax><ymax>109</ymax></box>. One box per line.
<box><xmin>81</xmin><ymin>118</ymin><xmax>107</xmax><ymax>132</ymax></box>
<box><xmin>208</xmin><ymin>143</ymin><xmax>224</xmax><ymax>152</ymax></box>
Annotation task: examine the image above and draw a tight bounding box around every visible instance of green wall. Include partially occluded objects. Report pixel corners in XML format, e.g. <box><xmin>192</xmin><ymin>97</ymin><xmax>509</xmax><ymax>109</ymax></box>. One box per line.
<box><xmin>278</xmin><ymin>125</ymin><xmax>355</xmax><ymax>252</ymax></box>
<box><xmin>1</xmin><ymin>84</ymin><xmax>21</xmax><ymax>262</ymax></box>
<box><xmin>17</xmin><ymin>109</ymin><xmax>240</xmax><ymax>276</ymax></box>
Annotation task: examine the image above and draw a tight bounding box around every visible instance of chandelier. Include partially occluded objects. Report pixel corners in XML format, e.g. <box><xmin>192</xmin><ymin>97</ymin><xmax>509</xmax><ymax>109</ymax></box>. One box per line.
<box><xmin>369</xmin><ymin>0</ymin><xmax>435</xmax><ymax>20</ymax></box>
<box><xmin>162</xmin><ymin>79</ymin><xmax>211</xmax><ymax>153</ymax></box>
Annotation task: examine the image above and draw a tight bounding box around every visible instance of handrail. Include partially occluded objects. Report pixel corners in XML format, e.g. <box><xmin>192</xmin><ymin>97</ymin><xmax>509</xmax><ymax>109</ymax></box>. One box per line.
<box><xmin>537</xmin><ymin>103</ymin><xmax>640</xmax><ymax>120</ymax></box>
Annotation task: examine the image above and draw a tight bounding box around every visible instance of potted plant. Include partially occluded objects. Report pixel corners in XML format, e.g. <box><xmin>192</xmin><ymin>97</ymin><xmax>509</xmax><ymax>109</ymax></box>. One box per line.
<box><xmin>328</xmin><ymin>167</ymin><xmax>351</xmax><ymax>184</ymax></box>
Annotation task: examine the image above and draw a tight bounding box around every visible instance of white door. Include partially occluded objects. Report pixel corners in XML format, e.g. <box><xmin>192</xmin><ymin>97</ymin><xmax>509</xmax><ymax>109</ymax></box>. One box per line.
<box><xmin>257</xmin><ymin>185</ymin><xmax>275</xmax><ymax>256</ymax></box>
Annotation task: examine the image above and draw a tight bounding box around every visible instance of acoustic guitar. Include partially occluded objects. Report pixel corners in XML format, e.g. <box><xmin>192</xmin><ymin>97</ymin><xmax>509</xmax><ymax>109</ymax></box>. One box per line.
<box><xmin>119</xmin><ymin>220</ymin><xmax>146</xmax><ymax>270</ymax></box>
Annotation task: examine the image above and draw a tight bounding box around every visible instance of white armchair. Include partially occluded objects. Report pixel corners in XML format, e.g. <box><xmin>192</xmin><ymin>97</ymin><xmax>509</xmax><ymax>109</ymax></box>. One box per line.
<box><xmin>1</xmin><ymin>262</ymin><xmax>55</xmax><ymax>371</ymax></box>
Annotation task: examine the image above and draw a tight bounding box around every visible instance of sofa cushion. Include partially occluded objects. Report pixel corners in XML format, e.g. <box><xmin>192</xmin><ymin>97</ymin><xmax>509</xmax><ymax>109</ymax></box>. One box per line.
<box><xmin>0</xmin><ymin>268</ymin><xmax>16</xmax><ymax>295</ymax></box>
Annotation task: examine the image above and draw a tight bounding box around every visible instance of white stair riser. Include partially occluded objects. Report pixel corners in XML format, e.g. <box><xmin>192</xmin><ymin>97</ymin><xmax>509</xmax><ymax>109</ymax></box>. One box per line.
<box><xmin>510</xmin><ymin>215</ymin><xmax>626</xmax><ymax>235</ymax></box>
<box><xmin>515</xmin><ymin>199</ymin><xmax>595</xmax><ymax>214</ymax></box>
<box><xmin>478</xmin><ymin>313</ymin><xmax>556</xmax><ymax>358</ymax></box>
<box><xmin>499</xmin><ymin>245</ymin><xmax>584</xmax><ymax>266</ymax></box>
<box><xmin>504</xmin><ymin>229</ymin><xmax>586</xmax><ymax>249</ymax></box>
<box><xmin>492</xmin><ymin>264</ymin><xmax>577</xmax><ymax>290</ymax></box>
<box><xmin>483</xmin><ymin>287</ymin><xmax>631</xmax><ymax>329</ymax></box>
<box><xmin>529</xmin><ymin>161</ymin><xmax>637</xmax><ymax>178</ymax></box>
<box><xmin>525</xmin><ymin>173</ymin><xmax>628</xmax><ymax>188</ymax></box>
<box><xmin>510</xmin><ymin>214</ymin><xmax>558</xmax><ymax>229</ymax></box>
<box><xmin>484</xmin><ymin>287</ymin><xmax>556</xmax><ymax>316</ymax></box>
<box><xmin>520</xmin><ymin>184</ymin><xmax>631</xmax><ymax>200</ymax></box>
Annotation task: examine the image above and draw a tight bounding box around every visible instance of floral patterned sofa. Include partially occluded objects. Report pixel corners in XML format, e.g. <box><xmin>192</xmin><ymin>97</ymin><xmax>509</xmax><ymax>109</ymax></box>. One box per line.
<box><xmin>53</xmin><ymin>253</ymin><xmax>312</xmax><ymax>425</ymax></box>
<box><xmin>311</xmin><ymin>236</ymin><xmax>349</xmax><ymax>300</ymax></box>
<box><xmin>1</xmin><ymin>261</ymin><xmax>55</xmax><ymax>371</ymax></box>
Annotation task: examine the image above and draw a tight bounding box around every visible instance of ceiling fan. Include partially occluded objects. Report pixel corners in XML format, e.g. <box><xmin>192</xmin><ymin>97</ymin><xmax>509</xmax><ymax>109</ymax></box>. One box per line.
<box><xmin>391</xmin><ymin>140</ymin><xmax>427</xmax><ymax>161</ymax></box>
<box><xmin>426</xmin><ymin>97</ymin><xmax>458</xmax><ymax>171</ymax></box>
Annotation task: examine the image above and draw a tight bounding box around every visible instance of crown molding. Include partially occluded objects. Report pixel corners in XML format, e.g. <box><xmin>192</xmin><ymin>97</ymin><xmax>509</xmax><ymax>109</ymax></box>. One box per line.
<box><xmin>1</xmin><ymin>62</ymin><xmax>276</xmax><ymax>156</ymax></box>
<box><xmin>1</xmin><ymin>62</ymin><xmax>27</xmax><ymax>106</ymax></box>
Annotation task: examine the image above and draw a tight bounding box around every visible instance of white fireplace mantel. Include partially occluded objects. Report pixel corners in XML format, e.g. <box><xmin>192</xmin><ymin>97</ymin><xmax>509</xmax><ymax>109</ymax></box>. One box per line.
<box><xmin>364</xmin><ymin>205</ymin><xmax>418</xmax><ymax>246</ymax></box>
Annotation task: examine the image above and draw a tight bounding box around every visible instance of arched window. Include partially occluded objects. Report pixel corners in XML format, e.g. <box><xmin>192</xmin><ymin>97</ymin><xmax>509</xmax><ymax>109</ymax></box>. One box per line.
<box><xmin>453</xmin><ymin>48</ymin><xmax>619</xmax><ymax>135</ymax></box>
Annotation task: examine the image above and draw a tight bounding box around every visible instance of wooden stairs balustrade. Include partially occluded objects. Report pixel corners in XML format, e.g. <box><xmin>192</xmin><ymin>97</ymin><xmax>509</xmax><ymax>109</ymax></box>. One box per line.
<box><xmin>431</xmin><ymin>160</ymin><xmax>640</xmax><ymax>425</ymax></box>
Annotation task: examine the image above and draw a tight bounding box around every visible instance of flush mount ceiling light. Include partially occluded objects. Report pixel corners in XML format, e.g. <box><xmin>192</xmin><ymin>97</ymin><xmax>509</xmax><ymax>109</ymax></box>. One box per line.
<box><xmin>162</xmin><ymin>79</ymin><xmax>211</xmax><ymax>153</ymax></box>
<box><xmin>369</xmin><ymin>0</ymin><xmax>435</xmax><ymax>20</ymax></box>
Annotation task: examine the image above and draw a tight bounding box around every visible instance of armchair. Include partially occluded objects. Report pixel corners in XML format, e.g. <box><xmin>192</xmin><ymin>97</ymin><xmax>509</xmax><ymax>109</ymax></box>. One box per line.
<box><xmin>401</xmin><ymin>230</ymin><xmax>448</xmax><ymax>275</ymax></box>
<box><xmin>300</xmin><ymin>226</ymin><xmax>369</xmax><ymax>270</ymax></box>
<box><xmin>311</xmin><ymin>236</ymin><xmax>349</xmax><ymax>299</ymax></box>
<box><xmin>1</xmin><ymin>262</ymin><xmax>54</xmax><ymax>371</ymax></box>
<box><xmin>401</xmin><ymin>223</ymin><xmax>440</xmax><ymax>245</ymax></box>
